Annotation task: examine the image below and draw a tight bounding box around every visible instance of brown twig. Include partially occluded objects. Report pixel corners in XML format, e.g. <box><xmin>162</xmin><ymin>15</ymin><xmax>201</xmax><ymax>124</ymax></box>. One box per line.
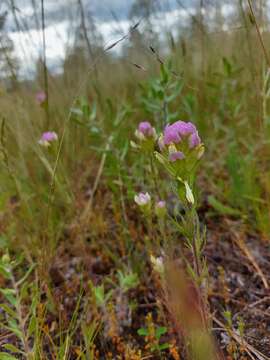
<box><xmin>81</xmin><ymin>136</ymin><xmax>113</xmax><ymax>222</ymax></box>
<box><xmin>213</xmin><ymin>316</ymin><xmax>268</xmax><ymax>360</ymax></box>
<box><xmin>233</xmin><ymin>231</ymin><xmax>269</xmax><ymax>289</ymax></box>
<box><xmin>247</xmin><ymin>0</ymin><xmax>270</xmax><ymax>68</ymax></box>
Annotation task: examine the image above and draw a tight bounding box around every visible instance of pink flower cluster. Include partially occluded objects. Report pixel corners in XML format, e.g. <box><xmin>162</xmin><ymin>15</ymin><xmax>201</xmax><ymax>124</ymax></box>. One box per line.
<box><xmin>162</xmin><ymin>121</ymin><xmax>200</xmax><ymax>148</ymax></box>
<box><xmin>159</xmin><ymin>120</ymin><xmax>201</xmax><ymax>163</ymax></box>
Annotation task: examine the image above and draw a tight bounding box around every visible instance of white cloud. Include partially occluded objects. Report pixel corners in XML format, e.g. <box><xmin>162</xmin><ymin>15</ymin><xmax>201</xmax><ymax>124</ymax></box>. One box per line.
<box><xmin>10</xmin><ymin>20</ymin><xmax>69</xmax><ymax>78</ymax></box>
<box><xmin>9</xmin><ymin>1</ymin><xmax>237</xmax><ymax>79</ymax></box>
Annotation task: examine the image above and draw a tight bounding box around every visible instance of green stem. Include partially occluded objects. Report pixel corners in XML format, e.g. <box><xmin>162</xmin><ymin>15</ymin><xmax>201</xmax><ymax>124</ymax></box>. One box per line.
<box><xmin>10</xmin><ymin>269</ymin><xmax>31</xmax><ymax>358</ymax></box>
<box><xmin>184</xmin><ymin>203</ymin><xmax>209</xmax><ymax>330</ymax></box>
<box><xmin>150</xmin><ymin>154</ymin><xmax>162</xmax><ymax>199</ymax></box>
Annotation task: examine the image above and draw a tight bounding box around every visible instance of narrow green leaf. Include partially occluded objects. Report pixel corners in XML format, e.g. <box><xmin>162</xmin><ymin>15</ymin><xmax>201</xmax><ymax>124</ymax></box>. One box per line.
<box><xmin>5</xmin><ymin>325</ymin><xmax>23</xmax><ymax>339</ymax></box>
<box><xmin>0</xmin><ymin>304</ymin><xmax>18</xmax><ymax>319</ymax></box>
<box><xmin>137</xmin><ymin>328</ymin><xmax>148</xmax><ymax>336</ymax></box>
<box><xmin>158</xmin><ymin>343</ymin><xmax>170</xmax><ymax>350</ymax></box>
<box><xmin>0</xmin><ymin>289</ymin><xmax>17</xmax><ymax>307</ymax></box>
<box><xmin>3</xmin><ymin>343</ymin><xmax>23</xmax><ymax>354</ymax></box>
<box><xmin>28</xmin><ymin>315</ymin><xmax>37</xmax><ymax>337</ymax></box>
<box><xmin>16</xmin><ymin>264</ymin><xmax>35</xmax><ymax>287</ymax></box>
<box><xmin>0</xmin><ymin>352</ymin><xmax>18</xmax><ymax>360</ymax></box>
<box><xmin>0</xmin><ymin>265</ymin><xmax>11</xmax><ymax>279</ymax></box>
<box><xmin>208</xmin><ymin>195</ymin><xmax>241</xmax><ymax>216</ymax></box>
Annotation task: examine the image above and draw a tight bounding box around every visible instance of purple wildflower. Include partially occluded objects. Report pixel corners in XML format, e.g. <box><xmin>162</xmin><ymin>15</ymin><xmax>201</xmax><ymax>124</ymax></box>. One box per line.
<box><xmin>156</xmin><ymin>200</ymin><xmax>166</xmax><ymax>208</ymax></box>
<box><xmin>135</xmin><ymin>121</ymin><xmax>157</xmax><ymax>142</ymax></box>
<box><xmin>38</xmin><ymin>131</ymin><xmax>58</xmax><ymax>146</ymax></box>
<box><xmin>163</xmin><ymin>121</ymin><xmax>197</xmax><ymax>145</ymax></box>
<box><xmin>135</xmin><ymin>121</ymin><xmax>157</xmax><ymax>144</ymax></box>
<box><xmin>138</xmin><ymin>121</ymin><xmax>154</xmax><ymax>136</ymax></box>
<box><xmin>169</xmin><ymin>151</ymin><xmax>185</xmax><ymax>162</ymax></box>
<box><xmin>155</xmin><ymin>200</ymin><xmax>167</xmax><ymax>217</ymax></box>
<box><xmin>36</xmin><ymin>91</ymin><xmax>46</xmax><ymax>105</ymax></box>
<box><xmin>41</xmin><ymin>132</ymin><xmax>58</xmax><ymax>142</ymax></box>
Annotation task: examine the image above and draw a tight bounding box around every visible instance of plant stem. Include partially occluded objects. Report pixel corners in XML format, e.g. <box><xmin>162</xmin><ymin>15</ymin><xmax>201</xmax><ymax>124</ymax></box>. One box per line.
<box><xmin>150</xmin><ymin>154</ymin><xmax>162</xmax><ymax>199</ymax></box>
<box><xmin>10</xmin><ymin>269</ymin><xmax>31</xmax><ymax>358</ymax></box>
<box><xmin>41</xmin><ymin>0</ymin><xmax>50</xmax><ymax>127</ymax></box>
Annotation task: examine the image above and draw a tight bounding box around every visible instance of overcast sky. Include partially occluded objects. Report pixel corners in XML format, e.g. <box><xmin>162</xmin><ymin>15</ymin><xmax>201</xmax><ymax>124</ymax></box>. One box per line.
<box><xmin>2</xmin><ymin>0</ymin><xmax>235</xmax><ymax>78</ymax></box>
<box><xmin>2</xmin><ymin>0</ymin><xmax>193</xmax><ymax>77</ymax></box>
<box><xmin>4</xmin><ymin>0</ymin><xmax>189</xmax><ymax>31</ymax></box>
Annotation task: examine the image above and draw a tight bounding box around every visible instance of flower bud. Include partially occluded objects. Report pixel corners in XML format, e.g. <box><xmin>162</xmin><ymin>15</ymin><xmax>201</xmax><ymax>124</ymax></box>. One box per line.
<box><xmin>138</xmin><ymin>121</ymin><xmax>156</xmax><ymax>138</ymax></box>
<box><xmin>196</xmin><ymin>144</ymin><xmax>205</xmax><ymax>159</ymax></box>
<box><xmin>2</xmin><ymin>254</ymin><xmax>10</xmax><ymax>264</ymax></box>
<box><xmin>155</xmin><ymin>200</ymin><xmax>167</xmax><ymax>217</ymax></box>
<box><xmin>158</xmin><ymin>135</ymin><xmax>165</xmax><ymax>151</ymax></box>
<box><xmin>184</xmin><ymin>181</ymin><xmax>194</xmax><ymax>205</ymax></box>
<box><xmin>134</xmin><ymin>192</ymin><xmax>151</xmax><ymax>215</ymax></box>
<box><xmin>133</xmin><ymin>122</ymin><xmax>157</xmax><ymax>152</ymax></box>
<box><xmin>134</xmin><ymin>129</ymin><xmax>146</xmax><ymax>141</ymax></box>
<box><xmin>150</xmin><ymin>254</ymin><xmax>164</xmax><ymax>274</ymax></box>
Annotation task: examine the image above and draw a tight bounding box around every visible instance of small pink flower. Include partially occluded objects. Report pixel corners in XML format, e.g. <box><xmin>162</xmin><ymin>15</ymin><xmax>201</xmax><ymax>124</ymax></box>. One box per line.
<box><xmin>139</xmin><ymin>122</ymin><xmax>153</xmax><ymax>136</ymax></box>
<box><xmin>156</xmin><ymin>200</ymin><xmax>166</xmax><ymax>208</ymax></box>
<box><xmin>134</xmin><ymin>192</ymin><xmax>151</xmax><ymax>206</ymax></box>
<box><xmin>169</xmin><ymin>151</ymin><xmax>185</xmax><ymax>162</ymax></box>
<box><xmin>135</xmin><ymin>121</ymin><xmax>156</xmax><ymax>140</ymax></box>
<box><xmin>38</xmin><ymin>131</ymin><xmax>58</xmax><ymax>146</ymax></box>
<box><xmin>155</xmin><ymin>200</ymin><xmax>167</xmax><ymax>217</ymax></box>
<box><xmin>36</xmin><ymin>91</ymin><xmax>46</xmax><ymax>105</ymax></box>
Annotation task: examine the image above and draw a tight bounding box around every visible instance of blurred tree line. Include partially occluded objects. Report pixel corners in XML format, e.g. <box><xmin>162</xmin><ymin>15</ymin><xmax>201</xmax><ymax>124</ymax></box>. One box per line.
<box><xmin>0</xmin><ymin>5</ymin><xmax>18</xmax><ymax>87</ymax></box>
<box><xmin>0</xmin><ymin>0</ymin><xmax>269</xmax><ymax>90</ymax></box>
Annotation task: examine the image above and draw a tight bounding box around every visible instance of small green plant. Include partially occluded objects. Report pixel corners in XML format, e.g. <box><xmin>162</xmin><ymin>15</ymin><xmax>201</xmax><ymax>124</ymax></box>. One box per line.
<box><xmin>91</xmin><ymin>283</ymin><xmax>112</xmax><ymax>307</ymax></box>
<box><xmin>139</xmin><ymin>62</ymin><xmax>183</xmax><ymax>127</ymax></box>
<box><xmin>117</xmin><ymin>270</ymin><xmax>139</xmax><ymax>293</ymax></box>
<box><xmin>0</xmin><ymin>253</ymin><xmax>37</xmax><ymax>360</ymax></box>
<box><xmin>132</xmin><ymin>67</ymin><xmax>216</xmax><ymax>358</ymax></box>
<box><xmin>80</xmin><ymin>320</ymin><xmax>100</xmax><ymax>360</ymax></box>
<box><xmin>138</xmin><ymin>118</ymin><xmax>209</xmax><ymax>321</ymax></box>
<box><xmin>137</xmin><ymin>313</ymin><xmax>169</xmax><ymax>353</ymax></box>
<box><xmin>223</xmin><ymin>310</ymin><xmax>246</xmax><ymax>359</ymax></box>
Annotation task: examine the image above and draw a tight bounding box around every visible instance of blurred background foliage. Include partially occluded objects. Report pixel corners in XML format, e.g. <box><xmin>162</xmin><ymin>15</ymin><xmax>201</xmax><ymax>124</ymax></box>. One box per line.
<box><xmin>0</xmin><ymin>0</ymin><xmax>270</xmax><ymax>246</ymax></box>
